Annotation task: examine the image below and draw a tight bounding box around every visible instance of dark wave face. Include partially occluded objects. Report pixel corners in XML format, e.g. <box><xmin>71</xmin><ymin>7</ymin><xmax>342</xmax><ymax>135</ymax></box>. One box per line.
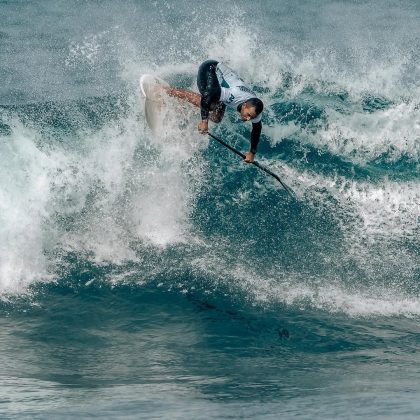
<box><xmin>1</xmin><ymin>0</ymin><xmax>419</xmax><ymax>418</ymax></box>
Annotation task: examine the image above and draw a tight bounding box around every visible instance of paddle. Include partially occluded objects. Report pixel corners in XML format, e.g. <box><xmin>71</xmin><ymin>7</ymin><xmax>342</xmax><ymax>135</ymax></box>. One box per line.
<box><xmin>207</xmin><ymin>132</ymin><xmax>295</xmax><ymax>197</ymax></box>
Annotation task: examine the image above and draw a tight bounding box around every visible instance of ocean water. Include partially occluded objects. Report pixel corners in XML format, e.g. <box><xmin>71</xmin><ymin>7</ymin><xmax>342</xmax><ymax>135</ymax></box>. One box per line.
<box><xmin>1</xmin><ymin>0</ymin><xmax>419</xmax><ymax>418</ymax></box>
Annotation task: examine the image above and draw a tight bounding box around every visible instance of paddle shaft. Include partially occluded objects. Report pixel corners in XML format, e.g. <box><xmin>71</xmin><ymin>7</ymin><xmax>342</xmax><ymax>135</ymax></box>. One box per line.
<box><xmin>207</xmin><ymin>132</ymin><xmax>295</xmax><ymax>197</ymax></box>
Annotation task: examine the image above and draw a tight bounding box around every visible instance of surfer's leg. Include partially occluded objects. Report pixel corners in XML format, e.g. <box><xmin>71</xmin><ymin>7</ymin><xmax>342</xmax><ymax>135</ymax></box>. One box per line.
<box><xmin>197</xmin><ymin>60</ymin><xmax>221</xmax><ymax>120</ymax></box>
<box><xmin>163</xmin><ymin>86</ymin><xmax>223</xmax><ymax>122</ymax></box>
<box><xmin>197</xmin><ymin>60</ymin><xmax>219</xmax><ymax>93</ymax></box>
<box><xmin>163</xmin><ymin>87</ymin><xmax>201</xmax><ymax>107</ymax></box>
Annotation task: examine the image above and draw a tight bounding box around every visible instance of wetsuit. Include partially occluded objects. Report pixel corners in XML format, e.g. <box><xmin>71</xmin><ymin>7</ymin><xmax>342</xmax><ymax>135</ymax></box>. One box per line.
<box><xmin>197</xmin><ymin>60</ymin><xmax>263</xmax><ymax>154</ymax></box>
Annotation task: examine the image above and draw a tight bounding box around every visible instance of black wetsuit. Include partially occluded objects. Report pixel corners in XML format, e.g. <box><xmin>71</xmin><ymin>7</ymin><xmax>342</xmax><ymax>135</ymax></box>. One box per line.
<box><xmin>197</xmin><ymin>59</ymin><xmax>263</xmax><ymax>154</ymax></box>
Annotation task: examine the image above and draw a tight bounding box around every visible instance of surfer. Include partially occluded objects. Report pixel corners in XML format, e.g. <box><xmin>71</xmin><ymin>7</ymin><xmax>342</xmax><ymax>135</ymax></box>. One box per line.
<box><xmin>164</xmin><ymin>60</ymin><xmax>264</xmax><ymax>163</ymax></box>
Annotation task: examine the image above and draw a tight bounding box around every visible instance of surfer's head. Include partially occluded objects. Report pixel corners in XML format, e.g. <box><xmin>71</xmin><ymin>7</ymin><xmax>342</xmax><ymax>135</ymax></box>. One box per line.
<box><xmin>240</xmin><ymin>98</ymin><xmax>264</xmax><ymax>121</ymax></box>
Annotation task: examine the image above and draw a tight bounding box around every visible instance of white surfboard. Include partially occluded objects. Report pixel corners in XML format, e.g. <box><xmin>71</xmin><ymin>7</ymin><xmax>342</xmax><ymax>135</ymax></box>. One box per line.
<box><xmin>139</xmin><ymin>74</ymin><xmax>169</xmax><ymax>133</ymax></box>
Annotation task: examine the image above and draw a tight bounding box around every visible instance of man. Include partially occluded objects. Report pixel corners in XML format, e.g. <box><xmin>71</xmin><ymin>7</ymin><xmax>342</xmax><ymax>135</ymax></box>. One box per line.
<box><xmin>164</xmin><ymin>60</ymin><xmax>264</xmax><ymax>163</ymax></box>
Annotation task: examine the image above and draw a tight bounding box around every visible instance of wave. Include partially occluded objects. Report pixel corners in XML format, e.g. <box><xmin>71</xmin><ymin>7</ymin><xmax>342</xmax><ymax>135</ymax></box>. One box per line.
<box><xmin>0</xmin><ymin>8</ymin><xmax>418</xmax><ymax>321</ymax></box>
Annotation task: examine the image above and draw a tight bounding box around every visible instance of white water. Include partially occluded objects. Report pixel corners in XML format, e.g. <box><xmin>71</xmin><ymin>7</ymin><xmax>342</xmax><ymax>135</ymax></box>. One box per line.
<box><xmin>1</xmin><ymin>1</ymin><xmax>418</xmax><ymax>323</ymax></box>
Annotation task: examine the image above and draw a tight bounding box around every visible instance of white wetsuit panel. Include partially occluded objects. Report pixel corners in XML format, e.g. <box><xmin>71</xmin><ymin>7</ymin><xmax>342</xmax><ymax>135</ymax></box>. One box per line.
<box><xmin>216</xmin><ymin>63</ymin><xmax>262</xmax><ymax>124</ymax></box>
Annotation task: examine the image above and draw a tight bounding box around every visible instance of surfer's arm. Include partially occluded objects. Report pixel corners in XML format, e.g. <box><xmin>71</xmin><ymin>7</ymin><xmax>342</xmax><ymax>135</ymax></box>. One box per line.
<box><xmin>250</xmin><ymin>120</ymin><xmax>262</xmax><ymax>154</ymax></box>
<box><xmin>200</xmin><ymin>87</ymin><xmax>221</xmax><ymax>120</ymax></box>
<box><xmin>198</xmin><ymin>87</ymin><xmax>221</xmax><ymax>134</ymax></box>
<box><xmin>244</xmin><ymin>121</ymin><xmax>262</xmax><ymax>163</ymax></box>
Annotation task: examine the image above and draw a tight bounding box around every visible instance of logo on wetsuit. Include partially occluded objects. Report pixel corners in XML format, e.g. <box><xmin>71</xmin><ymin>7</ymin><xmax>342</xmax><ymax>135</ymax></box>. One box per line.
<box><xmin>238</xmin><ymin>85</ymin><xmax>256</xmax><ymax>96</ymax></box>
<box><xmin>227</xmin><ymin>93</ymin><xmax>235</xmax><ymax>103</ymax></box>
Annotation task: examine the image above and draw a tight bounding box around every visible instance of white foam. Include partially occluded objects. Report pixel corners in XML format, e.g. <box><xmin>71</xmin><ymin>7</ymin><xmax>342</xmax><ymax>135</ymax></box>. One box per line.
<box><xmin>0</xmin><ymin>95</ymin><xmax>207</xmax><ymax>292</ymax></box>
<box><xmin>253</xmin><ymin>271</ymin><xmax>420</xmax><ymax>318</ymax></box>
<box><xmin>2</xmin><ymin>5</ymin><xmax>418</xmax><ymax>310</ymax></box>
<box><xmin>199</xmin><ymin>5</ymin><xmax>419</xmax><ymax>103</ymax></box>
<box><xmin>190</xmin><ymin>251</ymin><xmax>420</xmax><ymax>318</ymax></box>
<box><xmin>268</xmin><ymin>160</ymin><xmax>419</xmax><ymax>242</ymax></box>
<box><xmin>0</xmin><ymin>121</ymin><xmax>63</xmax><ymax>291</ymax></box>
<box><xmin>308</xmin><ymin>101</ymin><xmax>420</xmax><ymax>163</ymax></box>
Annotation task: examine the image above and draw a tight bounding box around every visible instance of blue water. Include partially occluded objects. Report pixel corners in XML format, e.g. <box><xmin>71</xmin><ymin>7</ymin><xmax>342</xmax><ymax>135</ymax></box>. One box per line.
<box><xmin>1</xmin><ymin>0</ymin><xmax>419</xmax><ymax>418</ymax></box>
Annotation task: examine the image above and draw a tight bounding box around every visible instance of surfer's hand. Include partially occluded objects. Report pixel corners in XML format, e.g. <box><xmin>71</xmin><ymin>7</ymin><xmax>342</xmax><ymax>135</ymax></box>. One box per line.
<box><xmin>244</xmin><ymin>152</ymin><xmax>255</xmax><ymax>163</ymax></box>
<box><xmin>198</xmin><ymin>120</ymin><xmax>208</xmax><ymax>134</ymax></box>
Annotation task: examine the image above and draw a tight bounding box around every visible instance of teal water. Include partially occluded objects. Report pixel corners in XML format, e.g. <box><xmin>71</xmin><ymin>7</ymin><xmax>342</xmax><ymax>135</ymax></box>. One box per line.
<box><xmin>1</xmin><ymin>1</ymin><xmax>419</xmax><ymax>418</ymax></box>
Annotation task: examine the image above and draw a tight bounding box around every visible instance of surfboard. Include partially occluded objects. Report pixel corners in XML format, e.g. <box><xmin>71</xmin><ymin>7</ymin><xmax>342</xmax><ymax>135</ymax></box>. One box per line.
<box><xmin>139</xmin><ymin>74</ymin><xmax>169</xmax><ymax>133</ymax></box>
